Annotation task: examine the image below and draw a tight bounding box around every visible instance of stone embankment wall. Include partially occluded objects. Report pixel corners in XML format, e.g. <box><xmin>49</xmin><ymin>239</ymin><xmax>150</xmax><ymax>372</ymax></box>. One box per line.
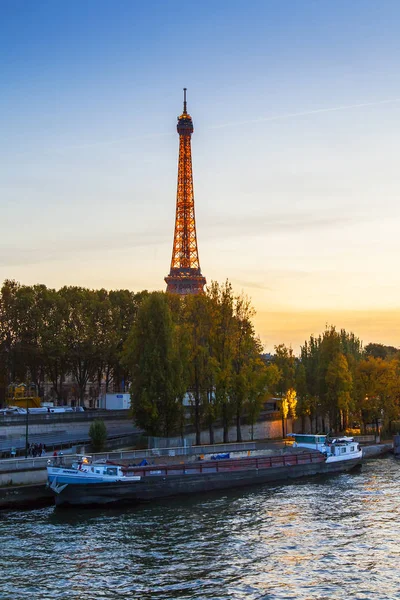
<box><xmin>0</xmin><ymin>410</ymin><xmax>137</xmax><ymax>452</ymax></box>
<box><xmin>0</xmin><ymin>410</ymin><xmax>133</xmax><ymax>437</ymax></box>
<box><xmin>194</xmin><ymin>417</ymin><xmax>288</xmax><ymax>445</ymax></box>
<box><xmin>0</xmin><ymin>466</ymin><xmax>47</xmax><ymax>486</ymax></box>
<box><xmin>0</xmin><ymin>482</ymin><xmax>53</xmax><ymax>509</ymax></box>
<box><xmin>362</xmin><ymin>444</ymin><xmax>393</xmax><ymax>458</ymax></box>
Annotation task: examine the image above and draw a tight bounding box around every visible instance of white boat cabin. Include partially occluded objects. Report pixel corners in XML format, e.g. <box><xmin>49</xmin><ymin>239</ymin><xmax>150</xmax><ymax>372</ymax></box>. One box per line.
<box><xmin>288</xmin><ymin>434</ymin><xmax>362</xmax><ymax>462</ymax></box>
<box><xmin>71</xmin><ymin>457</ymin><xmax>125</xmax><ymax>478</ymax></box>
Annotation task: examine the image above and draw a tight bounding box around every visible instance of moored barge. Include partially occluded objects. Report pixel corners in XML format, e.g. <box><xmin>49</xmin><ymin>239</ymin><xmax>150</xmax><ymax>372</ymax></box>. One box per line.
<box><xmin>47</xmin><ymin>435</ymin><xmax>362</xmax><ymax>507</ymax></box>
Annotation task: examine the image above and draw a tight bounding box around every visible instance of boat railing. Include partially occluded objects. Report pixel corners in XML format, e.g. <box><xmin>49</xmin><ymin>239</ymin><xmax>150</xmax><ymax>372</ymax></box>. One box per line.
<box><xmin>0</xmin><ymin>442</ymin><xmax>257</xmax><ymax>471</ymax></box>
<box><xmin>92</xmin><ymin>441</ymin><xmax>258</xmax><ymax>462</ymax></box>
<box><xmin>127</xmin><ymin>451</ymin><xmax>325</xmax><ymax>477</ymax></box>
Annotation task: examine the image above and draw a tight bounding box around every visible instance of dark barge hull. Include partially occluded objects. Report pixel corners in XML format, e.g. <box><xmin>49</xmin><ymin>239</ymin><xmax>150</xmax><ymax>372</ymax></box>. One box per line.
<box><xmin>52</xmin><ymin>457</ymin><xmax>362</xmax><ymax>507</ymax></box>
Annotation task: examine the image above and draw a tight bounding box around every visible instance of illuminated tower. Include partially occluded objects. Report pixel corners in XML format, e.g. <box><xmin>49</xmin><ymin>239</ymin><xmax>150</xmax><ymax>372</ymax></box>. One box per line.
<box><xmin>165</xmin><ymin>89</ymin><xmax>206</xmax><ymax>295</ymax></box>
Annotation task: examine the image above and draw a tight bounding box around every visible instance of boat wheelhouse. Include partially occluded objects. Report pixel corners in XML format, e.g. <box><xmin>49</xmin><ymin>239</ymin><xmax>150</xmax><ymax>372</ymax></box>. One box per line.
<box><xmin>325</xmin><ymin>437</ymin><xmax>362</xmax><ymax>462</ymax></box>
<box><xmin>288</xmin><ymin>434</ymin><xmax>327</xmax><ymax>452</ymax></box>
<box><xmin>288</xmin><ymin>434</ymin><xmax>362</xmax><ymax>463</ymax></box>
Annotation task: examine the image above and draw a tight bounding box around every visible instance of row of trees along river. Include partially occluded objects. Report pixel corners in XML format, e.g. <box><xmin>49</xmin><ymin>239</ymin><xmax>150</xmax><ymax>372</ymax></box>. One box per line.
<box><xmin>1</xmin><ymin>279</ymin><xmax>400</xmax><ymax>443</ymax></box>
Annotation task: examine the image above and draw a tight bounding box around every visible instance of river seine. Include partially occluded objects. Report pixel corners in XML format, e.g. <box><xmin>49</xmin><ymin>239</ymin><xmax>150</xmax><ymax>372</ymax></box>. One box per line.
<box><xmin>0</xmin><ymin>456</ymin><xmax>399</xmax><ymax>599</ymax></box>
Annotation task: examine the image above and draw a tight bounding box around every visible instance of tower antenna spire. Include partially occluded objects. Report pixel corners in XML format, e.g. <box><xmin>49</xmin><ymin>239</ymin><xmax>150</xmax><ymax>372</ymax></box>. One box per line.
<box><xmin>183</xmin><ymin>87</ymin><xmax>187</xmax><ymax>114</ymax></box>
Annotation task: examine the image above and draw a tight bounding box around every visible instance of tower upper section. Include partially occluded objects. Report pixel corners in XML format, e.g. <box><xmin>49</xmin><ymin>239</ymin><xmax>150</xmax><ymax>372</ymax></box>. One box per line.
<box><xmin>177</xmin><ymin>88</ymin><xmax>194</xmax><ymax>136</ymax></box>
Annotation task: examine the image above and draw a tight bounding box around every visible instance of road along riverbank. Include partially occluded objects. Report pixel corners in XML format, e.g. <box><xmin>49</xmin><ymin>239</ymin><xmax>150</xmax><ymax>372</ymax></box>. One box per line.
<box><xmin>0</xmin><ymin>442</ymin><xmax>393</xmax><ymax>510</ymax></box>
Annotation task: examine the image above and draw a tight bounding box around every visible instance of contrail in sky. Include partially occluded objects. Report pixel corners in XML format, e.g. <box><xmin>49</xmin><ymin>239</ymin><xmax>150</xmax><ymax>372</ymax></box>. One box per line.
<box><xmin>55</xmin><ymin>97</ymin><xmax>400</xmax><ymax>150</ymax></box>
<box><xmin>210</xmin><ymin>97</ymin><xmax>400</xmax><ymax>130</ymax></box>
<box><xmin>8</xmin><ymin>97</ymin><xmax>400</xmax><ymax>157</ymax></box>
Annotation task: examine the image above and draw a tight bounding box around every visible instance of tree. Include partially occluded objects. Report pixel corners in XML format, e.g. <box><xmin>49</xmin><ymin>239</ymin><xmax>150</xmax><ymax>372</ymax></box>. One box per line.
<box><xmin>273</xmin><ymin>344</ymin><xmax>295</xmax><ymax>396</ymax></box>
<box><xmin>59</xmin><ymin>287</ymin><xmax>100</xmax><ymax>406</ymax></box>
<box><xmin>280</xmin><ymin>388</ymin><xmax>297</xmax><ymax>437</ymax></box>
<box><xmin>107</xmin><ymin>290</ymin><xmax>148</xmax><ymax>392</ymax></box>
<box><xmin>301</xmin><ymin>326</ymin><xmax>362</xmax><ymax>432</ymax></box>
<box><xmin>364</xmin><ymin>343</ymin><xmax>398</xmax><ymax>360</ymax></box>
<box><xmin>89</xmin><ymin>419</ymin><xmax>107</xmax><ymax>452</ymax></box>
<box><xmin>286</xmin><ymin>388</ymin><xmax>297</xmax><ymax>420</ymax></box>
<box><xmin>325</xmin><ymin>352</ymin><xmax>353</xmax><ymax>432</ymax></box>
<box><xmin>355</xmin><ymin>357</ymin><xmax>400</xmax><ymax>435</ymax></box>
<box><xmin>207</xmin><ymin>281</ymin><xmax>236</xmax><ymax>443</ymax></box>
<box><xmin>295</xmin><ymin>363</ymin><xmax>311</xmax><ymax>432</ymax></box>
<box><xmin>280</xmin><ymin>396</ymin><xmax>289</xmax><ymax>438</ymax></box>
<box><xmin>230</xmin><ymin>292</ymin><xmax>263</xmax><ymax>442</ymax></box>
<box><xmin>183</xmin><ymin>294</ymin><xmax>214</xmax><ymax>445</ymax></box>
<box><xmin>41</xmin><ymin>288</ymin><xmax>69</xmax><ymax>403</ymax></box>
<box><xmin>246</xmin><ymin>360</ymin><xmax>272</xmax><ymax>441</ymax></box>
<box><xmin>300</xmin><ymin>334</ymin><xmax>321</xmax><ymax>432</ymax></box>
<box><xmin>123</xmin><ymin>292</ymin><xmax>188</xmax><ymax>438</ymax></box>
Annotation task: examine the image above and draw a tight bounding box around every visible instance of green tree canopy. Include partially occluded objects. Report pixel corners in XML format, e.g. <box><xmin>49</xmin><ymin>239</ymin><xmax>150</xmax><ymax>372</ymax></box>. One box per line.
<box><xmin>123</xmin><ymin>292</ymin><xmax>188</xmax><ymax>438</ymax></box>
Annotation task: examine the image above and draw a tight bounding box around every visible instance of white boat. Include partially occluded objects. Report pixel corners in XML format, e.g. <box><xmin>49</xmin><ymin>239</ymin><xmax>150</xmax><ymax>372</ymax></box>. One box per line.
<box><xmin>47</xmin><ymin>456</ymin><xmax>141</xmax><ymax>494</ymax></box>
<box><xmin>288</xmin><ymin>434</ymin><xmax>363</xmax><ymax>463</ymax></box>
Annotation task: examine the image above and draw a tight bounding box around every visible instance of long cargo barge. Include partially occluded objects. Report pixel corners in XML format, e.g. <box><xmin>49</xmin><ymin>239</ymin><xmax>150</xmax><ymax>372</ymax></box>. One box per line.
<box><xmin>48</xmin><ymin>435</ymin><xmax>363</xmax><ymax>507</ymax></box>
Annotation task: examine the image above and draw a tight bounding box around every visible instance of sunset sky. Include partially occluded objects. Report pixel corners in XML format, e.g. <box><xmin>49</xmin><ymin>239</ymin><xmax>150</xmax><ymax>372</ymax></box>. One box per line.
<box><xmin>1</xmin><ymin>0</ymin><xmax>400</xmax><ymax>352</ymax></box>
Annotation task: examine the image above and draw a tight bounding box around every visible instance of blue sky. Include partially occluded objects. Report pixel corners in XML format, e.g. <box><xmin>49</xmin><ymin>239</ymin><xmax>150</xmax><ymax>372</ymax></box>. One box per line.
<box><xmin>1</xmin><ymin>0</ymin><xmax>400</xmax><ymax>350</ymax></box>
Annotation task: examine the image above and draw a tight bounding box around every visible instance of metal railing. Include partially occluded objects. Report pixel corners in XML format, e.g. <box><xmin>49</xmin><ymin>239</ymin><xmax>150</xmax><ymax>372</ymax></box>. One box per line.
<box><xmin>0</xmin><ymin>441</ymin><xmax>260</xmax><ymax>473</ymax></box>
<box><xmin>353</xmin><ymin>435</ymin><xmax>376</xmax><ymax>444</ymax></box>
<box><xmin>128</xmin><ymin>451</ymin><xmax>325</xmax><ymax>477</ymax></box>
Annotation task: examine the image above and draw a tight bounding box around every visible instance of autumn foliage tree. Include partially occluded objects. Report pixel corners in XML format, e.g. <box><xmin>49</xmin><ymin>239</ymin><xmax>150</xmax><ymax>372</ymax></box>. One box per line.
<box><xmin>355</xmin><ymin>357</ymin><xmax>400</xmax><ymax>435</ymax></box>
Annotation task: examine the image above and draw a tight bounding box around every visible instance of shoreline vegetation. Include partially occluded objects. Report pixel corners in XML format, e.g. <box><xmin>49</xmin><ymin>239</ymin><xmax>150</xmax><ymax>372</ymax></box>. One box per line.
<box><xmin>1</xmin><ymin>279</ymin><xmax>400</xmax><ymax>446</ymax></box>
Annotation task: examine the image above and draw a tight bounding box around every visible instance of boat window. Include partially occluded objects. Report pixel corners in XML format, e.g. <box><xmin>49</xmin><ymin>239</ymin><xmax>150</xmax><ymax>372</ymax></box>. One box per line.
<box><xmin>351</xmin><ymin>446</ymin><xmax>355</xmax><ymax>452</ymax></box>
<box><xmin>106</xmin><ymin>467</ymin><xmax>118</xmax><ymax>476</ymax></box>
<box><xmin>341</xmin><ymin>447</ymin><xmax>347</xmax><ymax>454</ymax></box>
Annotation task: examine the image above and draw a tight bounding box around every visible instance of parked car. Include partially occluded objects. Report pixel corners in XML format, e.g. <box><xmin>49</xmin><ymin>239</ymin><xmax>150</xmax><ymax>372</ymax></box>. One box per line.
<box><xmin>1</xmin><ymin>406</ymin><xmax>27</xmax><ymax>414</ymax></box>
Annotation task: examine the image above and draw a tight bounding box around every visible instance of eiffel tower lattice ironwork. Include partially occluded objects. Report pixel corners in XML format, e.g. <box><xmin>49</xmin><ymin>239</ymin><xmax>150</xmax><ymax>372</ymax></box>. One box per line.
<box><xmin>165</xmin><ymin>89</ymin><xmax>206</xmax><ymax>295</ymax></box>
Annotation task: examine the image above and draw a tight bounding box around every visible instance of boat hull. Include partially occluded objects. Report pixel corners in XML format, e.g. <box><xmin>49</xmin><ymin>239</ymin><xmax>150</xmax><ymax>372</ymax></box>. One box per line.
<box><xmin>51</xmin><ymin>457</ymin><xmax>362</xmax><ymax>507</ymax></box>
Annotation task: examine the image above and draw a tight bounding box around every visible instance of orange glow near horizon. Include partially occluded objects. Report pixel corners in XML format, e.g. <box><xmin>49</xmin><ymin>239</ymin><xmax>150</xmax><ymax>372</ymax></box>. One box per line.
<box><xmin>255</xmin><ymin>308</ymin><xmax>400</xmax><ymax>354</ymax></box>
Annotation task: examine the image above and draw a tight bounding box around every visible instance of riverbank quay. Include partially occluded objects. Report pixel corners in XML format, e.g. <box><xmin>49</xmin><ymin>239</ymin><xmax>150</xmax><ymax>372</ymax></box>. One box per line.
<box><xmin>0</xmin><ymin>440</ymin><xmax>393</xmax><ymax>511</ymax></box>
<box><xmin>0</xmin><ymin>409</ymin><xmax>140</xmax><ymax>456</ymax></box>
<box><xmin>362</xmin><ymin>443</ymin><xmax>393</xmax><ymax>458</ymax></box>
<box><xmin>0</xmin><ymin>455</ymin><xmax>51</xmax><ymax>509</ymax></box>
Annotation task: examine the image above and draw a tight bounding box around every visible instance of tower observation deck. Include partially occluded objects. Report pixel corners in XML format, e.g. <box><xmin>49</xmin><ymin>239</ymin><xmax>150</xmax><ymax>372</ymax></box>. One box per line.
<box><xmin>165</xmin><ymin>89</ymin><xmax>206</xmax><ymax>295</ymax></box>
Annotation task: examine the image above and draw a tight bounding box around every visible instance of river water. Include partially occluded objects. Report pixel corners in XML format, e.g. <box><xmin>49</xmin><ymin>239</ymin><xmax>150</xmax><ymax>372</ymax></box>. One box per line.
<box><xmin>0</xmin><ymin>457</ymin><xmax>399</xmax><ymax>600</ymax></box>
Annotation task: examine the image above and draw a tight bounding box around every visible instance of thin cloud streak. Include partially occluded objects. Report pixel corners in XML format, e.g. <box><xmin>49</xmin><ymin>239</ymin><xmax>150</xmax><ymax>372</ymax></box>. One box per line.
<box><xmin>0</xmin><ymin>231</ymin><xmax>171</xmax><ymax>268</ymax></box>
<box><xmin>7</xmin><ymin>98</ymin><xmax>400</xmax><ymax>159</ymax></box>
<box><xmin>4</xmin><ymin>131</ymin><xmax>175</xmax><ymax>160</ymax></box>
<box><xmin>210</xmin><ymin>97</ymin><xmax>400</xmax><ymax>130</ymax></box>
<box><xmin>202</xmin><ymin>211</ymin><xmax>368</xmax><ymax>240</ymax></box>
<box><xmin>0</xmin><ymin>210</ymin><xmax>372</xmax><ymax>268</ymax></box>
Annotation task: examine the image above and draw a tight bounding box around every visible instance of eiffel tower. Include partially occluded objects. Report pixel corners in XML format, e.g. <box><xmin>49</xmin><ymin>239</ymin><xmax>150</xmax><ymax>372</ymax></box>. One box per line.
<box><xmin>165</xmin><ymin>89</ymin><xmax>206</xmax><ymax>295</ymax></box>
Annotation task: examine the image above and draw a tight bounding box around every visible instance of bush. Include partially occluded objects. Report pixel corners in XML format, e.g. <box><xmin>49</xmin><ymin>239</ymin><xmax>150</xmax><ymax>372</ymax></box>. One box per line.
<box><xmin>89</xmin><ymin>419</ymin><xmax>107</xmax><ymax>452</ymax></box>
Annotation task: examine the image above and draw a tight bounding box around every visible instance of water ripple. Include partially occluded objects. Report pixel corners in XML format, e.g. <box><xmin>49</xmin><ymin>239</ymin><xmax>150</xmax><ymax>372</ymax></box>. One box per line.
<box><xmin>1</xmin><ymin>457</ymin><xmax>399</xmax><ymax>599</ymax></box>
